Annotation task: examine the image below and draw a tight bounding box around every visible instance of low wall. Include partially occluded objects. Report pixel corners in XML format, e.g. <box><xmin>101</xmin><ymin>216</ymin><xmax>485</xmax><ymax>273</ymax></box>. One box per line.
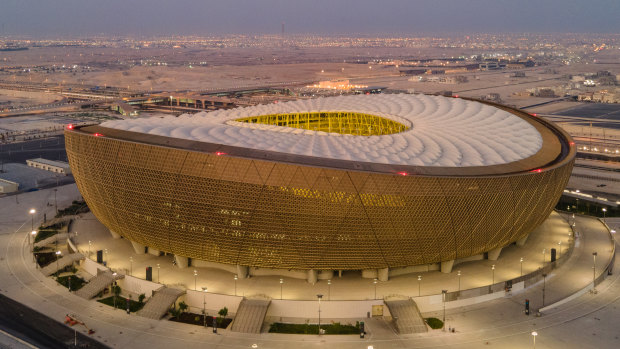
<box><xmin>267</xmin><ymin>299</ymin><xmax>388</xmax><ymax>320</ymax></box>
<box><xmin>117</xmin><ymin>275</ymin><xmax>163</xmax><ymax>300</ymax></box>
<box><xmin>81</xmin><ymin>257</ymin><xmax>108</xmax><ymax>277</ymax></box>
<box><xmin>181</xmin><ymin>290</ymin><xmax>243</xmax><ymax>316</ymax></box>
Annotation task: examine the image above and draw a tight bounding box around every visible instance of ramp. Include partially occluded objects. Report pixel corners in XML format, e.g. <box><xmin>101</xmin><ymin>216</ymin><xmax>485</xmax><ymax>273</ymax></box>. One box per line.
<box><xmin>384</xmin><ymin>299</ymin><xmax>428</xmax><ymax>334</ymax></box>
<box><xmin>40</xmin><ymin>252</ymin><xmax>84</xmax><ymax>276</ymax></box>
<box><xmin>137</xmin><ymin>287</ymin><xmax>185</xmax><ymax>320</ymax></box>
<box><xmin>229</xmin><ymin>298</ymin><xmax>271</xmax><ymax>333</ymax></box>
<box><xmin>74</xmin><ymin>270</ymin><xmax>124</xmax><ymax>299</ymax></box>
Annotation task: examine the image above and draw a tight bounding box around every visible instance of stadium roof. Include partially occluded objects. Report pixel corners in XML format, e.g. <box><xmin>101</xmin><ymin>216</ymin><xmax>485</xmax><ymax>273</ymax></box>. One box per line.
<box><xmin>101</xmin><ymin>94</ymin><xmax>543</xmax><ymax>168</ymax></box>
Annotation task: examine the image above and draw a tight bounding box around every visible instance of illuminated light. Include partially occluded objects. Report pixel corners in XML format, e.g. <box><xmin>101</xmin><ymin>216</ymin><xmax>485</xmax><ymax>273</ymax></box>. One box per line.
<box><xmin>531</xmin><ymin>113</ymin><xmax>538</xmax><ymax>117</ymax></box>
<box><xmin>530</xmin><ymin>169</ymin><xmax>543</xmax><ymax>173</ymax></box>
<box><xmin>67</xmin><ymin>124</ymin><xmax>74</xmax><ymax>129</ymax></box>
<box><xmin>215</xmin><ymin>152</ymin><xmax>226</xmax><ymax>156</ymax></box>
<box><xmin>569</xmin><ymin>142</ymin><xmax>575</xmax><ymax>146</ymax></box>
<box><xmin>397</xmin><ymin>171</ymin><xmax>408</xmax><ymax>176</ymax></box>
<box><xmin>453</xmin><ymin>95</ymin><xmax>459</xmax><ymax>98</ymax></box>
<box><xmin>93</xmin><ymin>133</ymin><xmax>103</xmax><ymax>137</ymax></box>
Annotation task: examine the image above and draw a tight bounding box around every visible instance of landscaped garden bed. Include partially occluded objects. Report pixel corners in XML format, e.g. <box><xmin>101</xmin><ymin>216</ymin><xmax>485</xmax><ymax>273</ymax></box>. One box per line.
<box><xmin>268</xmin><ymin>321</ymin><xmax>360</xmax><ymax>335</ymax></box>
<box><xmin>169</xmin><ymin>312</ymin><xmax>232</xmax><ymax>328</ymax></box>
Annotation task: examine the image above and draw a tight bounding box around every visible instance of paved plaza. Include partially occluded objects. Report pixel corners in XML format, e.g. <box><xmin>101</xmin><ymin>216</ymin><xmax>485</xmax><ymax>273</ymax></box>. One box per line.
<box><xmin>0</xmin><ymin>184</ymin><xmax>619</xmax><ymax>348</ymax></box>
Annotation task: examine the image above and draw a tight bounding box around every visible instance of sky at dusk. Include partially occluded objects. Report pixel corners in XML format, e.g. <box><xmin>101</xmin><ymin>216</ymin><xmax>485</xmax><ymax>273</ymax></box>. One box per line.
<box><xmin>1</xmin><ymin>0</ymin><xmax>619</xmax><ymax>37</ymax></box>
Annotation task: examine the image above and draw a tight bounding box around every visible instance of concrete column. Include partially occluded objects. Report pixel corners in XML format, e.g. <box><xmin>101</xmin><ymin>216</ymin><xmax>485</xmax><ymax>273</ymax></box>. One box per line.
<box><xmin>148</xmin><ymin>247</ymin><xmax>161</xmax><ymax>256</ymax></box>
<box><xmin>487</xmin><ymin>246</ymin><xmax>503</xmax><ymax>261</ymax></box>
<box><xmin>362</xmin><ymin>269</ymin><xmax>378</xmax><ymax>279</ymax></box>
<box><xmin>174</xmin><ymin>255</ymin><xmax>188</xmax><ymax>269</ymax></box>
<box><xmin>236</xmin><ymin>265</ymin><xmax>249</xmax><ymax>279</ymax></box>
<box><xmin>109</xmin><ymin>229</ymin><xmax>121</xmax><ymax>239</ymax></box>
<box><xmin>377</xmin><ymin>267</ymin><xmax>389</xmax><ymax>282</ymax></box>
<box><xmin>440</xmin><ymin>260</ymin><xmax>455</xmax><ymax>273</ymax></box>
<box><xmin>130</xmin><ymin>241</ymin><xmax>146</xmax><ymax>254</ymax></box>
<box><xmin>318</xmin><ymin>270</ymin><xmax>334</xmax><ymax>280</ymax></box>
<box><xmin>516</xmin><ymin>234</ymin><xmax>529</xmax><ymax>247</ymax></box>
<box><xmin>307</xmin><ymin>269</ymin><xmax>318</xmax><ymax>284</ymax></box>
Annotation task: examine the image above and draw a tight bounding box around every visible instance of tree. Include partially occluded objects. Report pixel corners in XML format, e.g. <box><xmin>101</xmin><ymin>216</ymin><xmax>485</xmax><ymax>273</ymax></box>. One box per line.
<box><xmin>217</xmin><ymin>307</ymin><xmax>229</xmax><ymax>327</ymax></box>
<box><xmin>178</xmin><ymin>301</ymin><xmax>188</xmax><ymax>313</ymax></box>
<box><xmin>112</xmin><ymin>285</ymin><xmax>121</xmax><ymax>309</ymax></box>
<box><xmin>138</xmin><ymin>293</ymin><xmax>146</xmax><ymax>304</ymax></box>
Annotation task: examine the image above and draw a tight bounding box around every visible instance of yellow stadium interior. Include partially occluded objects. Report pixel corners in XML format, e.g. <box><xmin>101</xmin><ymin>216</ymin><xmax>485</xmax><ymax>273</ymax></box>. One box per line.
<box><xmin>235</xmin><ymin>111</ymin><xmax>409</xmax><ymax>136</ymax></box>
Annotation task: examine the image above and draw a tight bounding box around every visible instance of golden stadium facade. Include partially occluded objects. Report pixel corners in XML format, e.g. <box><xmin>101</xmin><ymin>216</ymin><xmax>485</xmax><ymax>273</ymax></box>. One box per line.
<box><xmin>65</xmin><ymin>94</ymin><xmax>575</xmax><ymax>271</ymax></box>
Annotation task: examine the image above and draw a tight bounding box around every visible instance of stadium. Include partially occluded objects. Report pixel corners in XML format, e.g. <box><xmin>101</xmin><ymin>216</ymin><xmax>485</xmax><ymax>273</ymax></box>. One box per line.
<box><xmin>65</xmin><ymin>94</ymin><xmax>575</xmax><ymax>277</ymax></box>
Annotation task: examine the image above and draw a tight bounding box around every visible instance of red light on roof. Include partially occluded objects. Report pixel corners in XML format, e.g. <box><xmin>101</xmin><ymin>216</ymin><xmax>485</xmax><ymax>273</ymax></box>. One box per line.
<box><xmin>215</xmin><ymin>151</ymin><xmax>226</xmax><ymax>156</ymax></box>
<box><xmin>67</xmin><ymin>124</ymin><xmax>74</xmax><ymax>129</ymax></box>
<box><xmin>569</xmin><ymin>141</ymin><xmax>575</xmax><ymax>146</ymax></box>
<box><xmin>93</xmin><ymin>133</ymin><xmax>103</xmax><ymax>137</ymax></box>
<box><xmin>531</xmin><ymin>113</ymin><xmax>537</xmax><ymax>117</ymax></box>
<box><xmin>530</xmin><ymin>169</ymin><xmax>542</xmax><ymax>173</ymax></box>
<box><xmin>453</xmin><ymin>95</ymin><xmax>459</xmax><ymax>98</ymax></box>
<box><xmin>397</xmin><ymin>171</ymin><xmax>408</xmax><ymax>176</ymax></box>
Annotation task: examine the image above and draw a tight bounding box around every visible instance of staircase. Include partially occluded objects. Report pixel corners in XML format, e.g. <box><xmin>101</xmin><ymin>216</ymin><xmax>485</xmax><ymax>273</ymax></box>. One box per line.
<box><xmin>137</xmin><ymin>287</ymin><xmax>185</xmax><ymax>320</ymax></box>
<box><xmin>40</xmin><ymin>252</ymin><xmax>84</xmax><ymax>276</ymax></box>
<box><xmin>229</xmin><ymin>298</ymin><xmax>271</xmax><ymax>333</ymax></box>
<box><xmin>74</xmin><ymin>269</ymin><xmax>123</xmax><ymax>299</ymax></box>
<box><xmin>384</xmin><ymin>298</ymin><xmax>428</xmax><ymax>334</ymax></box>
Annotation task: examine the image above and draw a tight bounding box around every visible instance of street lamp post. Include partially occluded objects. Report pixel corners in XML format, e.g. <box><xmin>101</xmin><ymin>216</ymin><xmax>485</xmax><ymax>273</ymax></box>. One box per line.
<box><xmin>317</xmin><ymin>294</ymin><xmax>323</xmax><ymax>335</ymax></box>
<box><xmin>602</xmin><ymin>208</ymin><xmax>607</xmax><ymax>224</ymax></box>
<box><xmin>55</xmin><ymin>250</ymin><xmax>61</xmax><ymax>276</ymax></box>
<box><xmin>542</xmin><ymin>248</ymin><xmax>546</xmax><ymax>267</ymax></box>
<box><xmin>542</xmin><ymin>273</ymin><xmax>547</xmax><ymax>307</ymax></box>
<box><xmin>202</xmin><ymin>287</ymin><xmax>208</xmax><ymax>328</ymax></box>
<box><xmin>491</xmin><ymin>264</ymin><xmax>495</xmax><ymax>285</ymax></box>
<box><xmin>29</xmin><ymin>209</ymin><xmax>36</xmax><ymax>231</ymax></box>
<box><xmin>327</xmin><ymin>279</ymin><xmax>331</xmax><ymax>300</ymax></box>
<box><xmin>194</xmin><ymin>270</ymin><xmax>198</xmax><ymax>291</ymax></box>
<box><xmin>592</xmin><ymin>252</ymin><xmax>598</xmax><ymax>294</ymax></box>
<box><xmin>442</xmin><ymin>290</ymin><xmax>447</xmax><ymax>331</ymax></box>
<box><xmin>88</xmin><ymin>240</ymin><xmax>92</xmax><ymax>259</ymax></box>
<box><xmin>457</xmin><ymin>271</ymin><xmax>461</xmax><ymax>292</ymax></box>
<box><xmin>558</xmin><ymin>242</ymin><xmax>562</xmax><ymax>258</ymax></box>
<box><xmin>520</xmin><ymin>257</ymin><xmax>524</xmax><ymax>276</ymax></box>
<box><xmin>417</xmin><ymin>275</ymin><xmax>422</xmax><ymax>296</ymax></box>
<box><xmin>532</xmin><ymin>331</ymin><xmax>538</xmax><ymax>348</ymax></box>
<box><xmin>373</xmin><ymin>278</ymin><xmax>378</xmax><ymax>300</ymax></box>
<box><xmin>104</xmin><ymin>248</ymin><xmax>108</xmax><ymax>267</ymax></box>
<box><xmin>31</xmin><ymin>230</ymin><xmax>37</xmax><ymax>263</ymax></box>
<box><xmin>279</xmin><ymin>278</ymin><xmax>284</xmax><ymax>300</ymax></box>
<box><xmin>157</xmin><ymin>263</ymin><xmax>160</xmax><ymax>283</ymax></box>
<box><xmin>234</xmin><ymin>274</ymin><xmax>238</xmax><ymax>296</ymax></box>
<box><xmin>129</xmin><ymin>257</ymin><xmax>133</xmax><ymax>276</ymax></box>
<box><xmin>54</xmin><ymin>188</ymin><xmax>58</xmax><ymax>214</ymax></box>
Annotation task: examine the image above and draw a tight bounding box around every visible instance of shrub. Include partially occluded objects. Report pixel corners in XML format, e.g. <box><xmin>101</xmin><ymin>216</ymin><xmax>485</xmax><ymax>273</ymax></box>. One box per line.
<box><xmin>425</xmin><ymin>317</ymin><xmax>444</xmax><ymax>329</ymax></box>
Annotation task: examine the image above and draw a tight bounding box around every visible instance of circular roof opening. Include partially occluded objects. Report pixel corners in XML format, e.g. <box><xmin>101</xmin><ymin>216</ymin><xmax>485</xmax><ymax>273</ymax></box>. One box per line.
<box><xmin>234</xmin><ymin>111</ymin><xmax>409</xmax><ymax>136</ymax></box>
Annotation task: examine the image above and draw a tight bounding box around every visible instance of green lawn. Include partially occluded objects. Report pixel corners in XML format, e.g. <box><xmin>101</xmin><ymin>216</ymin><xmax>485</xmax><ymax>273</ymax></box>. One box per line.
<box><xmin>269</xmin><ymin>322</ymin><xmax>360</xmax><ymax>335</ymax></box>
<box><xmin>56</xmin><ymin>275</ymin><xmax>86</xmax><ymax>291</ymax></box>
<box><xmin>97</xmin><ymin>296</ymin><xmax>144</xmax><ymax>312</ymax></box>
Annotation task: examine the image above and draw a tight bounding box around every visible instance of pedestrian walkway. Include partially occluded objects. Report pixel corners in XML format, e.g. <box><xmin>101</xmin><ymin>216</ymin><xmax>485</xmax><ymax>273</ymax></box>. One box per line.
<box><xmin>230</xmin><ymin>298</ymin><xmax>271</xmax><ymax>333</ymax></box>
<box><xmin>40</xmin><ymin>252</ymin><xmax>84</xmax><ymax>276</ymax></box>
<box><xmin>384</xmin><ymin>298</ymin><xmax>427</xmax><ymax>334</ymax></box>
<box><xmin>136</xmin><ymin>287</ymin><xmax>185</xmax><ymax>320</ymax></box>
<box><xmin>74</xmin><ymin>269</ymin><xmax>123</xmax><ymax>299</ymax></box>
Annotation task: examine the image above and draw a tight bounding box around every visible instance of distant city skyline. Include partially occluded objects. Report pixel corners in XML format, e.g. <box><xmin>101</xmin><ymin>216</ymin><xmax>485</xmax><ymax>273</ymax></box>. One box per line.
<box><xmin>1</xmin><ymin>0</ymin><xmax>619</xmax><ymax>37</ymax></box>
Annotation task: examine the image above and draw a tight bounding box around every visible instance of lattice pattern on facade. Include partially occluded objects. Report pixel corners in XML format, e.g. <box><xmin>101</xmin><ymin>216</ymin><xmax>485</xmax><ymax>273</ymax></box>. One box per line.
<box><xmin>65</xmin><ymin>120</ymin><xmax>573</xmax><ymax>270</ymax></box>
